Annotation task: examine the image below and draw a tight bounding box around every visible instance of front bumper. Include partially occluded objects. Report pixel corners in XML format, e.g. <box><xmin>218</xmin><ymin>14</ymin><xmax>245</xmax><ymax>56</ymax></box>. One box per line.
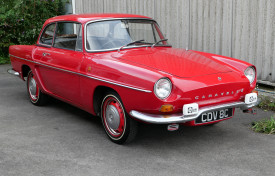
<box><xmin>129</xmin><ymin>100</ymin><xmax>260</xmax><ymax>124</ymax></box>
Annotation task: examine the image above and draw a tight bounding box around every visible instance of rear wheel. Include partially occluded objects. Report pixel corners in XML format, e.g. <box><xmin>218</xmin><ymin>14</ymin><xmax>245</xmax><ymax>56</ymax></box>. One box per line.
<box><xmin>27</xmin><ymin>70</ymin><xmax>48</xmax><ymax>106</ymax></box>
<box><xmin>101</xmin><ymin>92</ymin><xmax>138</xmax><ymax>144</ymax></box>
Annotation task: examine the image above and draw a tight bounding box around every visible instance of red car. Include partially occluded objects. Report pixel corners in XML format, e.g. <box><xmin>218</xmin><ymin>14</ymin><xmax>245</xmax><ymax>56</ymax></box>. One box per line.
<box><xmin>8</xmin><ymin>14</ymin><xmax>258</xmax><ymax>144</ymax></box>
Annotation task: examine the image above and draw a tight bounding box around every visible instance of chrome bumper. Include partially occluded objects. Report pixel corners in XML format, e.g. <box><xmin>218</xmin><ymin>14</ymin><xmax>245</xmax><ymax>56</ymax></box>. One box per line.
<box><xmin>7</xmin><ymin>68</ymin><xmax>19</xmax><ymax>76</ymax></box>
<box><xmin>129</xmin><ymin>100</ymin><xmax>260</xmax><ymax>124</ymax></box>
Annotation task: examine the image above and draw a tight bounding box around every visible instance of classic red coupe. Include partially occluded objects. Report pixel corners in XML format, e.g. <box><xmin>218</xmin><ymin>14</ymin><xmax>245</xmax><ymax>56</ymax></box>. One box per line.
<box><xmin>8</xmin><ymin>14</ymin><xmax>258</xmax><ymax>144</ymax></box>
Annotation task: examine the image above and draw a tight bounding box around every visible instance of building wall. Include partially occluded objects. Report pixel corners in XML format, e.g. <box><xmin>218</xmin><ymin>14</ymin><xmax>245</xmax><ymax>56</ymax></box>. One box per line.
<box><xmin>75</xmin><ymin>0</ymin><xmax>275</xmax><ymax>83</ymax></box>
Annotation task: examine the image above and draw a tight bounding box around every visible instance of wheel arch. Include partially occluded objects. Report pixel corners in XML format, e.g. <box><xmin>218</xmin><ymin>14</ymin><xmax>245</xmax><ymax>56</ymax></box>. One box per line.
<box><xmin>93</xmin><ymin>86</ymin><xmax>119</xmax><ymax>116</ymax></box>
<box><xmin>22</xmin><ymin>64</ymin><xmax>31</xmax><ymax>80</ymax></box>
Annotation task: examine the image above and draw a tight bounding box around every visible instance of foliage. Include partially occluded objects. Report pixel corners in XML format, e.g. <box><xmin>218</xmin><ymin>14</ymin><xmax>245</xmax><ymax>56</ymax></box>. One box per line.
<box><xmin>0</xmin><ymin>56</ymin><xmax>10</xmax><ymax>64</ymax></box>
<box><xmin>258</xmin><ymin>95</ymin><xmax>275</xmax><ymax>111</ymax></box>
<box><xmin>252</xmin><ymin>117</ymin><xmax>275</xmax><ymax>134</ymax></box>
<box><xmin>0</xmin><ymin>0</ymin><xmax>66</xmax><ymax>64</ymax></box>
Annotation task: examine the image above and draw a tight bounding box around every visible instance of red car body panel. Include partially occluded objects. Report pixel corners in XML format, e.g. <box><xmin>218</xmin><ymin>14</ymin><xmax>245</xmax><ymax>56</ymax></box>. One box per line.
<box><xmin>9</xmin><ymin>14</ymin><xmax>257</xmax><ymax>127</ymax></box>
<box><xmin>112</xmin><ymin>48</ymin><xmax>233</xmax><ymax>78</ymax></box>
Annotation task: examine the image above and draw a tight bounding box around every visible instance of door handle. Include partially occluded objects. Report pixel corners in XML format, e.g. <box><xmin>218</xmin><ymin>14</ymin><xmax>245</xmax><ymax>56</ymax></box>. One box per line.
<box><xmin>42</xmin><ymin>53</ymin><xmax>51</xmax><ymax>56</ymax></box>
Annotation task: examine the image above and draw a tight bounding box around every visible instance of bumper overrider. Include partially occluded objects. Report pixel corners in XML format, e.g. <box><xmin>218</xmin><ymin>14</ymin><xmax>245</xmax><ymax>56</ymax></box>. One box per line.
<box><xmin>7</xmin><ymin>68</ymin><xmax>19</xmax><ymax>76</ymax></box>
<box><xmin>130</xmin><ymin>94</ymin><xmax>260</xmax><ymax>124</ymax></box>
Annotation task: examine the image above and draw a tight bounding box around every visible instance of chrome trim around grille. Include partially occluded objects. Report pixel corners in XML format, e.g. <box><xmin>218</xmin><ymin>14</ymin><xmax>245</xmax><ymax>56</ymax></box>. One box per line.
<box><xmin>129</xmin><ymin>100</ymin><xmax>260</xmax><ymax>124</ymax></box>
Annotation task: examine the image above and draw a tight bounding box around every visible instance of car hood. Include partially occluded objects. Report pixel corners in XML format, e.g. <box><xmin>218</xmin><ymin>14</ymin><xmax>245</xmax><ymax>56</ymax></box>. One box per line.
<box><xmin>112</xmin><ymin>47</ymin><xmax>232</xmax><ymax>78</ymax></box>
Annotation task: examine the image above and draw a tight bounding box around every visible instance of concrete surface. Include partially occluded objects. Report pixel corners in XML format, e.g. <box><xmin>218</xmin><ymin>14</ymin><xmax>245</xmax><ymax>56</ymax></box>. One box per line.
<box><xmin>0</xmin><ymin>64</ymin><xmax>274</xmax><ymax>176</ymax></box>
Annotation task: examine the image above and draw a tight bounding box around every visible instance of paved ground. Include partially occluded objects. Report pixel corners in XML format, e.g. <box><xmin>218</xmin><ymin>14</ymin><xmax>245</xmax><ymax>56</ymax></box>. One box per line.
<box><xmin>0</xmin><ymin>64</ymin><xmax>274</xmax><ymax>176</ymax></box>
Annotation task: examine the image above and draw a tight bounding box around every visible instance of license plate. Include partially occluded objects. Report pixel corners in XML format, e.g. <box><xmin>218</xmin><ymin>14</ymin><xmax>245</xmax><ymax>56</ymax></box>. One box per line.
<box><xmin>195</xmin><ymin>108</ymin><xmax>233</xmax><ymax>124</ymax></box>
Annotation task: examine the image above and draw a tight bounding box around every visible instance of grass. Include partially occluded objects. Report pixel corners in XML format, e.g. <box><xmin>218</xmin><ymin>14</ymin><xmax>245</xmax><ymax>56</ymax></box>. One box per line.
<box><xmin>258</xmin><ymin>95</ymin><xmax>275</xmax><ymax>111</ymax></box>
<box><xmin>252</xmin><ymin>117</ymin><xmax>275</xmax><ymax>134</ymax></box>
<box><xmin>252</xmin><ymin>94</ymin><xmax>275</xmax><ymax>134</ymax></box>
<box><xmin>0</xmin><ymin>56</ymin><xmax>10</xmax><ymax>65</ymax></box>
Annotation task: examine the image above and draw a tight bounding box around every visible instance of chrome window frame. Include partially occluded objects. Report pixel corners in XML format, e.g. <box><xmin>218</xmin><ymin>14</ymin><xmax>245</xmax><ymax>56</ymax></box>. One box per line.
<box><xmin>38</xmin><ymin>22</ymin><xmax>57</xmax><ymax>47</ymax></box>
<box><xmin>38</xmin><ymin>21</ymin><xmax>83</xmax><ymax>52</ymax></box>
<box><xmin>84</xmin><ymin>18</ymin><xmax>171</xmax><ymax>53</ymax></box>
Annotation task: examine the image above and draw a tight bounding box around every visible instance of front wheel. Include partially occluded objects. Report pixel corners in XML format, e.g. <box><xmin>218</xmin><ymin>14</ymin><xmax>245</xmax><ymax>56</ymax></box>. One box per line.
<box><xmin>27</xmin><ymin>70</ymin><xmax>48</xmax><ymax>106</ymax></box>
<box><xmin>101</xmin><ymin>92</ymin><xmax>138</xmax><ymax>144</ymax></box>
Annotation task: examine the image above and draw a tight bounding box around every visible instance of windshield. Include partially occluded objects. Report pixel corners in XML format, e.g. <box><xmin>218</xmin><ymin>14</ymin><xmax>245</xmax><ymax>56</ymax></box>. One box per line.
<box><xmin>86</xmin><ymin>19</ymin><xmax>169</xmax><ymax>51</ymax></box>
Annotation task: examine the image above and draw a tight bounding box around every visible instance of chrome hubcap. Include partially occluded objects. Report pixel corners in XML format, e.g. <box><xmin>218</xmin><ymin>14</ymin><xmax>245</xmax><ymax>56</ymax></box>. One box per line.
<box><xmin>102</xmin><ymin>96</ymin><xmax>126</xmax><ymax>138</ymax></box>
<box><xmin>106</xmin><ymin>104</ymin><xmax>120</xmax><ymax>132</ymax></box>
<box><xmin>29</xmin><ymin>76</ymin><xmax>37</xmax><ymax>100</ymax></box>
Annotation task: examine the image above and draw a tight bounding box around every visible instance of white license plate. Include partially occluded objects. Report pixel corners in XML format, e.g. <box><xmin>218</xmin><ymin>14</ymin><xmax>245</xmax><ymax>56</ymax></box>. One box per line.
<box><xmin>195</xmin><ymin>108</ymin><xmax>233</xmax><ymax>124</ymax></box>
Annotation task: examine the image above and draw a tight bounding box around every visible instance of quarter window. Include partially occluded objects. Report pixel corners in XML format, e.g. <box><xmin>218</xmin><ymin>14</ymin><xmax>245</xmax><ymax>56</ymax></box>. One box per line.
<box><xmin>40</xmin><ymin>23</ymin><xmax>56</xmax><ymax>45</ymax></box>
<box><xmin>54</xmin><ymin>22</ymin><xmax>82</xmax><ymax>51</ymax></box>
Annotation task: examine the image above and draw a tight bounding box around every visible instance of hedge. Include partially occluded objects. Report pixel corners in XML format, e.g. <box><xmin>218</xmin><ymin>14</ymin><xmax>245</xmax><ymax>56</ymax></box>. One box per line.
<box><xmin>0</xmin><ymin>0</ymin><xmax>66</xmax><ymax>64</ymax></box>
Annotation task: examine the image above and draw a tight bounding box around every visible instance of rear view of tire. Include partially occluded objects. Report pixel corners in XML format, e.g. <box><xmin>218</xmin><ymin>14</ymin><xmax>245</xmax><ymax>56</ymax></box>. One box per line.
<box><xmin>101</xmin><ymin>92</ymin><xmax>138</xmax><ymax>144</ymax></box>
<box><xmin>27</xmin><ymin>70</ymin><xmax>48</xmax><ymax>106</ymax></box>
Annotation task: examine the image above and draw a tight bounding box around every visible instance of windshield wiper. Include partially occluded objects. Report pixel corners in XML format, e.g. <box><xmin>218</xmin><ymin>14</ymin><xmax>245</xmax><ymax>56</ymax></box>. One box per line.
<box><xmin>118</xmin><ymin>40</ymin><xmax>145</xmax><ymax>52</ymax></box>
<box><xmin>151</xmin><ymin>39</ymin><xmax>168</xmax><ymax>48</ymax></box>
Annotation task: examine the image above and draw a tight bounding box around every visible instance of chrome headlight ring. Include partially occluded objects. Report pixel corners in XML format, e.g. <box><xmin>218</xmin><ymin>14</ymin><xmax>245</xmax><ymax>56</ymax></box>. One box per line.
<box><xmin>154</xmin><ymin>78</ymin><xmax>172</xmax><ymax>100</ymax></box>
<box><xmin>244</xmin><ymin>66</ymin><xmax>256</xmax><ymax>84</ymax></box>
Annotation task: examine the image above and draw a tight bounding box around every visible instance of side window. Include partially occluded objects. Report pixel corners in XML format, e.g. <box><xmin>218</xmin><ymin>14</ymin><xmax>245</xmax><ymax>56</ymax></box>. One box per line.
<box><xmin>75</xmin><ymin>26</ymin><xmax>83</xmax><ymax>51</ymax></box>
<box><xmin>40</xmin><ymin>23</ymin><xmax>56</xmax><ymax>45</ymax></box>
<box><xmin>53</xmin><ymin>22</ymin><xmax>81</xmax><ymax>50</ymax></box>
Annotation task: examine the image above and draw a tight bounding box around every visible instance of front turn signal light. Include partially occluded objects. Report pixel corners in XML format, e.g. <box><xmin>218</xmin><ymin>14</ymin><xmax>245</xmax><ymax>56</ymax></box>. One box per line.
<box><xmin>160</xmin><ymin>104</ymin><xmax>174</xmax><ymax>112</ymax></box>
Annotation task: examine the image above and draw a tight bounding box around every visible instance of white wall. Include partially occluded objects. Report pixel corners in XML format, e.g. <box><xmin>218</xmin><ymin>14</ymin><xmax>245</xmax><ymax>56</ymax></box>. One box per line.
<box><xmin>75</xmin><ymin>0</ymin><xmax>275</xmax><ymax>83</ymax></box>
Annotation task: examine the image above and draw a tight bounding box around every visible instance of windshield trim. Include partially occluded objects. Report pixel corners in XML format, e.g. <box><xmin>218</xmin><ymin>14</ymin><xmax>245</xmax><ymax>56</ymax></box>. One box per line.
<box><xmin>84</xmin><ymin>18</ymin><xmax>171</xmax><ymax>53</ymax></box>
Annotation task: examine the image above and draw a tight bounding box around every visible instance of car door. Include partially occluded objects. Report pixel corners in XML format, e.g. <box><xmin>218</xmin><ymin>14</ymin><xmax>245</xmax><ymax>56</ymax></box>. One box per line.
<box><xmin>34</xmin><ymin>22</ymin><xmax>84</xmax><ymax>105</ymax></box>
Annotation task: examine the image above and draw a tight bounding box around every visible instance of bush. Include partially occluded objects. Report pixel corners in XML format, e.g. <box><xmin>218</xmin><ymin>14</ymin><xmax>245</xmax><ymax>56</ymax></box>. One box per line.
<box><xmin>0</xmin><ymin>55</ymin><xmax>10</xmax><ymax>64</ymax></box>
<box><xmin>0</xmin><ymin>0</ymin><xmax>66</xmax><ymax>64</ymax></box>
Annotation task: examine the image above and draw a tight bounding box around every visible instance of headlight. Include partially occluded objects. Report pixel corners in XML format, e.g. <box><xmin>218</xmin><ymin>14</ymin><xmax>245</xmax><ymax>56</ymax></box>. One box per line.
<box><xmin>244</xmin><ymin>67</ymin><xmax>256</xmax><ymax>84</ymax></box>
<box><xmin>154</xmin><ymin>78</ymin><xmax>172</xmax><ymax>99</ymax></box>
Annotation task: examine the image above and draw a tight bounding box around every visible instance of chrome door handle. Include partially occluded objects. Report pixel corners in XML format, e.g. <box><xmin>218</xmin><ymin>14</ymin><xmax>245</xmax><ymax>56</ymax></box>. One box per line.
<box><xmin>42</xmin><ymin>53</ymin><xmax>51</xmax><ymax>56</ymax></box>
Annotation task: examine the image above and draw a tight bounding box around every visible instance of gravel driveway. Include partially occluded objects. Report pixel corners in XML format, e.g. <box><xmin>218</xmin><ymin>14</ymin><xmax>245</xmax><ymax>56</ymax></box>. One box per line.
<box><xmin>0</xmin><ymin>64</ymin><xmax>274</xmax><ymax>176</ymax></box>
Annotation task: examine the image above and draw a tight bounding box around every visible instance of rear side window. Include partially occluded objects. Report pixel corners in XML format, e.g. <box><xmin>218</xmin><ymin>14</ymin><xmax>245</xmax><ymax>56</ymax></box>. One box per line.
<box><xmin>40</xmin><ymin>23</ymin><xmax>56</xmax><ymax>45</ymax></box>
<box><xmin>53</xmin><ymin>22</ymin><xmax>82</xmax><ymax>51</ymax></box>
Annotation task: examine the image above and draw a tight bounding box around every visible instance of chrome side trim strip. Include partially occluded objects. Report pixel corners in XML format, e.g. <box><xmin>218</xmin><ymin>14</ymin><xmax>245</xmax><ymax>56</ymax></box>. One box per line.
<box><xmin>129</xmin><ymin>100</ymin><xmax>260</xmax><ymax>124</ymax></box>
<box><xmin>10</xmin><ymin>54</ymin><xmax>37</xmax><ymax>64</ymax></box>
<box><xmin>9</xmin><ymin>54</ymin><xmax>152</xmax><ymax>93</ymax></box>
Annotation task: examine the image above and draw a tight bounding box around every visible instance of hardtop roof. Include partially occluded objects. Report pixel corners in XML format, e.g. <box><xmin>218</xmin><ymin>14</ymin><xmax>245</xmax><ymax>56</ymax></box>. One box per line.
<box><xmin>44</xmin><ymin>13</ymin><xmax>152</xmax><ymax>25</ymax></box>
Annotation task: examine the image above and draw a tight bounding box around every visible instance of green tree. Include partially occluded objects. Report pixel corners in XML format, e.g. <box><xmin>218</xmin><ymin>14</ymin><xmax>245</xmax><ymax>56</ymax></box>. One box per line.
<box><xmin>0</xmin><ymin>0</ymin><xmax>66</xmax><ymax>64</ymax></box>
